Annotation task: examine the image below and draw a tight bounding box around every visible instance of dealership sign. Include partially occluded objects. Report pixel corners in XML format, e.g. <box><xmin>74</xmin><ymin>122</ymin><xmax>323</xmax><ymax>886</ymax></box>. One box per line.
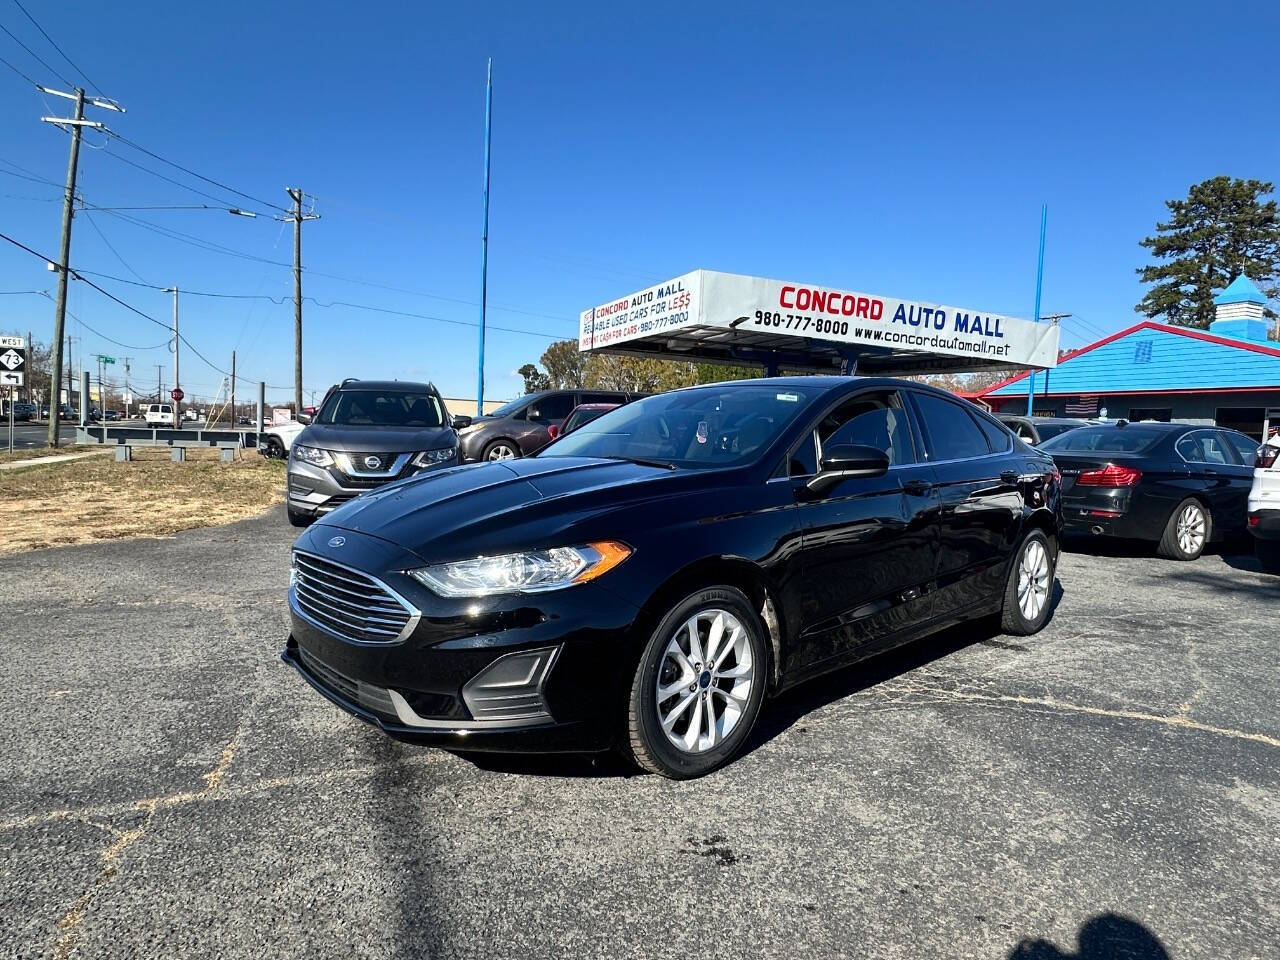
<box><xmin>579</xmin><ymin>270</ymin><xmax>1060</xmax><ymax>369</ymax></box>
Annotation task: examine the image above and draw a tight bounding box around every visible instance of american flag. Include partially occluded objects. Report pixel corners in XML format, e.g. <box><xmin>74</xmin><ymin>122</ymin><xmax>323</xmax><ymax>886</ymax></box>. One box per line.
<box><xmin>1065</xmin><ymin>395</ymin><xmax>1099</xmax><ymax>416</ymax></box>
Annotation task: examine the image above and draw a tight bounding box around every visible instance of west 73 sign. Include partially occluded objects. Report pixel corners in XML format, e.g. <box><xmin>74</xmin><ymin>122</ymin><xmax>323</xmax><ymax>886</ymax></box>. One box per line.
<box><xmin>0</xmin><ymin>335</ymin><xmax>25</xmax><ymax>387</ymax></box>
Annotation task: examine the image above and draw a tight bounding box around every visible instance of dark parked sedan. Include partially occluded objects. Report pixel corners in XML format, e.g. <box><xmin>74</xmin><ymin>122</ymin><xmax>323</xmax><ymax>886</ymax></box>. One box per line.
<box><xmin>997</xmin><ymin>415</ymin><xmax>1090</xmax><ymax>445</ymax></box>
<box><xmin>283</xmin><ymin>377</ymin><xmax>1062</xmax><ymax>778</ymax></box>
<box><xmin>1041</xmin><ymin>421</ymin><xmax>1258</xmax><ymax>560</ymax></box>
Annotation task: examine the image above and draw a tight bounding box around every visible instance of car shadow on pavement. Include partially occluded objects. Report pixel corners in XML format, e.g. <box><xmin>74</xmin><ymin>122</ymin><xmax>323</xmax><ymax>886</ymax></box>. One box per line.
<box><xmin>1061</xmin><ymin>533</ymin><xmax>1253</xmax><ymax>562</ymax></box>
<box><xmin>454</xmin><ymin>579</ymin><xmax>1065</xmax><ymax>780</ymax></box>
<box><xmin>1220</xmin><ymin>551</ymin><xmax>1278</xmax><ymax>577</ymax></box>
<box><xmin>1007</xmin><ymin>912</ymin><xmax>1170</xmax><ymax>959</ymax></box>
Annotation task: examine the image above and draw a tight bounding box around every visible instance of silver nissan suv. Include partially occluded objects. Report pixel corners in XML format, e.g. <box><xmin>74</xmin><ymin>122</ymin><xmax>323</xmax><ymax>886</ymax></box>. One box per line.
<box><xmin>286</xmin><ymin>379</ymin><xmax>469</xmax><ymax>526</ymax></box>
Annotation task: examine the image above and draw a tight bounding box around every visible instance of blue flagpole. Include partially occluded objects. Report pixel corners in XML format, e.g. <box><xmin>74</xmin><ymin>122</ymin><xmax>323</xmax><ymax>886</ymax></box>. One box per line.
<box><xmin>1026</xmin><ymin>204</ymin><xmax>1047</xmax><ymax>416</ymax></box>
<box><xmin>477</xmin><ymin>59</ymin><xmax>493</xmax><ymax>417</ymax></box>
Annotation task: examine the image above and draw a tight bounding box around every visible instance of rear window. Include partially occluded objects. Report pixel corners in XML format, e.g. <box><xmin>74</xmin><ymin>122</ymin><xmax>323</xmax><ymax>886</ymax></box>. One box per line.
<box><xmin>1040</xmin><ymin>426</ymin><xmax>1164</xmax><ymax>454</ymax></box>
<box><xmin>1033</xmin><ymin>422</ymin><xmax>1084</xmax><ymax>441</ymax></box>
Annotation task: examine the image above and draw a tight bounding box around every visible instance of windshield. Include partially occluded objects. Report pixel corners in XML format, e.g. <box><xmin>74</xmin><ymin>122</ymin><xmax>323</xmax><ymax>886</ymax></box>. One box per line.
<box><xmin>317</xmin><ymin>390</ymin><xmax>445</xmax><ymax>427</ymax></box>
<box><xmin>1040</xmin><ymin>425</ymin><xmax>1164</xmax><ymax>454</ymax></box>
<box><xmin>487</xmin><ymin>396</ymin><xmax>530</xmax><ymax>419</ymax></box>
<box><xmin>539</xmin><ymin>384</ymin><xmax>816</xmax><ymax>468</ymax></box>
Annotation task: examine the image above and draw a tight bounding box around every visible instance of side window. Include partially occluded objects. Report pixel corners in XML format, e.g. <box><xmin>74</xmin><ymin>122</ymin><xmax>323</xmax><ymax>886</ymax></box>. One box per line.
<box><xmin>974</xmin><ymin>413</ymin><xmax>1013</xmax><ymax>452</ymax></box>
<box><xmin>528</xmin><ymin>393</ymin><xmax>575</xmax><ymax>423</ymax></box>
<box><xmin>912</xmin><ymin>392</ymin><xmax>994</xmax><ymax>460</ymax></box>
<box><xmin>816</xmin><ymin>391</ymin><xmax>916</xmax><ymax>466</ymax></box>
<box><xmin>1221</xmin><ymin>431</ymin><xmax>1260</xmax><ymax>465</ymax></box>
<box><xmin>787</xmin><ymin>431</ymin><xmax>818</xmax><ymax>477</ymax></box>
<box><xmin>581</xmin><ymin>392</ymin><xmax>621</xmax><ymax>405</ymax></box>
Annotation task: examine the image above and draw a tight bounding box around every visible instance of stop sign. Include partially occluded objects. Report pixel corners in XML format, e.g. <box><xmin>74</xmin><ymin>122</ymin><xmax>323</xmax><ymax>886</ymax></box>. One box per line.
<box><xmin>171</xmin><ymin>387</ymin><xmax>185</xmax><ymax>402</ymax></box>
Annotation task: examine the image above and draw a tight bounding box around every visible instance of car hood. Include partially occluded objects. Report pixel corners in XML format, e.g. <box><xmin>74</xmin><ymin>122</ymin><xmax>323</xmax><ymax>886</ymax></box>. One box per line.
<box><xmin>316</xmin><ymin>456</ymin><xmax>722</xmax><ymax>564</ymax></box>
<box><xmin>296</xmin><ymin>423</ymin><xmax>456</xmax><ymax>453</ymax></box>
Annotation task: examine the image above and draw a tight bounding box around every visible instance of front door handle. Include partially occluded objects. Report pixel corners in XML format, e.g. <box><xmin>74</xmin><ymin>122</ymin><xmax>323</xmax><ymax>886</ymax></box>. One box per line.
<box><xmin>902</xmin><ymin>479</ymin><xmax>932</xmax><ymax>496</ymax></box>
<box><xmin>1000</xmin><ymin>470</ymin><xmax>1019</xmax><ymax>485</ymax></box>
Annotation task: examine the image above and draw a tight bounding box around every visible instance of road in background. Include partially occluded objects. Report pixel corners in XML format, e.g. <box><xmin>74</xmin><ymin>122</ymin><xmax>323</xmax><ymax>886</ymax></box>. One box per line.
<box><xmin>1</xmin><ymin>517</ymin><xmax>1276</xmax><ymax>959</ymax></box>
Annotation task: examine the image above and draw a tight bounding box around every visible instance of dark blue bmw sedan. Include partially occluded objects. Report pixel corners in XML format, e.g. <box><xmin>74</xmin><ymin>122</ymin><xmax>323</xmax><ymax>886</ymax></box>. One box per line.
<box><xmin>284</xmin><ymin>376</ymin><xmax>1062</xmax><ymax>778</ymax></box>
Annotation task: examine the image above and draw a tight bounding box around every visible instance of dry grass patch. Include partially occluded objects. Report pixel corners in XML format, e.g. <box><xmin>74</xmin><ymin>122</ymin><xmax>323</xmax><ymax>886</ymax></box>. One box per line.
<box><xmin>0</xmin><ymin>447</ymin><xmax>286</xmax><ymax>554</ymax></box>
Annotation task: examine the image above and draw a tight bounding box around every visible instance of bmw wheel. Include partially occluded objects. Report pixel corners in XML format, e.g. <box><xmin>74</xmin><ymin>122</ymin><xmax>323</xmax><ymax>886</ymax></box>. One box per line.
<box><xmin>483</xmin><ymin>440</ymin><xmax>519</xmax><ymax>462</ymax></box>
<box><xmin>1000</xmin><ymin>528</ymin><xmax>1055</xmax><ymax>635</ymax></box>
<box><xmin>626</xmin><ymin>587</ymin><xmax>768</xmax><ymax>779</ymax></box>
<box><xmin>1158</xmin><ymin>499</ymin><xmax>1209</xmax><ymax>561</ymax></box>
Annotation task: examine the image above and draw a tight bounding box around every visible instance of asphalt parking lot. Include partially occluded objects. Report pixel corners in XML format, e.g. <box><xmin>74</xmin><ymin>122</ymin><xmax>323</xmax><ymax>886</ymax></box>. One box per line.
<box><xmin>2</xmin><ymin>513</ymin><xmax>1276</xmax><ymax>959</ymax></box>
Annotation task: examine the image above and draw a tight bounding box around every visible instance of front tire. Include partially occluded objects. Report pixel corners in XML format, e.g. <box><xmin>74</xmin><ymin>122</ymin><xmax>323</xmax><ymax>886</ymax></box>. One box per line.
<box><xmin>483</xmin><ymin>439</ymin><xmax>520</xmax><ymax>462</ymax></box>
<box><xmin>1000</xmin><ymin>528</ymin><xmax>1055</xmax><ymax>635</ymax></box>
<box><xmin>1158</xmin><ymin>499</ymin><xmax>1209</xmax><ymax>561</ymax></box>
<box><xmin>625</xmin><ymin>587</ymin><xmax>768</xmax><ymax>780</ymax></box>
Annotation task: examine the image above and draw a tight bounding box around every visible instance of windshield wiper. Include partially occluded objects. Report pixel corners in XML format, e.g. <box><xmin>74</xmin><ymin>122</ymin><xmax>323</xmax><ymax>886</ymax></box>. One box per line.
<box><xmin>603</xmin><ymin>455</ymin><xmax>676</xmax><ymax>470</ymax></box>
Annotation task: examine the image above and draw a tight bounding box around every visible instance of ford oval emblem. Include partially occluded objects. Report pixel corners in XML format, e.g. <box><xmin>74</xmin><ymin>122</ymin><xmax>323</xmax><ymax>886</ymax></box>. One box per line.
<box><xmin>327</xmin><ymin>536</ymin><xmax>346</xmax><ymax>548</ymax></box>
<box><xmin>364</xmin><ymin>455</ymin><xmax>382</xmax><ymax>470</ymax></box>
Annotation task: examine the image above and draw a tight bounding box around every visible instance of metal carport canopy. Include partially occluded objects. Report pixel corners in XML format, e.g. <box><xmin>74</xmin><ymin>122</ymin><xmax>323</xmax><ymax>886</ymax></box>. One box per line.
<box><xmin>579</xmin><ymin>269</ymin><xmax>1060</xmax><ymax>376</ymax></box>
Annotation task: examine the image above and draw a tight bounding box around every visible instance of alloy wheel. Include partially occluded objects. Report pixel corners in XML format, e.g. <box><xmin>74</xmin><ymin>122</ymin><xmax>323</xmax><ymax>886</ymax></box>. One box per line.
<box><xmin>486</xmin><ymin>443</ymin><xmax>517</xmax><ymax>461</ymax></box>
<box><xmin>1017</xmin><ymin>539</ymin><xmax>1051</xmax><ymax>621</ymax></box>
<box><xmin>655</xmin><ymin>609</ymin><xmax>754</xmax><ymax>754</ymax></box>
<box><xmin>1176</xmin><ymin>503</ymin><xmax>1206</xmax><ymax>556</ymax></box>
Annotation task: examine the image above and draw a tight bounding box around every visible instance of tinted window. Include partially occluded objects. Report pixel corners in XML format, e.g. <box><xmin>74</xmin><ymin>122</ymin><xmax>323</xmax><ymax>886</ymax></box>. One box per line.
<box><xmin>543</xmin><ymin>384</ymin><xmax>817</xmax><ymax>468</ymax></box>
<box><xmin>581</xmin><ymin>392</ymin><xmax>624</xmax><ymax>405</ymax></box>
<box><xmin>973</xmin><ymin>413</ymin><xmax>1012</xmax><ymax>452</ymax></box>
<box><xmin>1221</xmin><ymin>431</ymin><xmax>1261</xmax><ymax>464</ymax></box>
<box><xmin>1040</xmin><ymin>426</ymin><xmax>1167</xmax><ymax>454</ymax></box>
<box><xmin>788</xmin><ymin>432</ymin><xmax>818</xmax><ymax>477</ymax></box>
<box><xmin>1176</xmin><ymin>431</ymin><xmax>1231</xmax><ymax>465</ymax></box>
<box><xmin>913</xmin><ymin>393</ymin><xmax>992</xmax><ymax>460</ymax></box>
<box><xmin>817</xmin><ymin>391</ymin><xmax>915</xmax><ymax>466</ymax></box>
<box><xmin>527</xmin><ymin>393</ymin><xmax>575</xmax><ymax>422</ymax></box>
<box><xmin>563</xmin><ymin>406</ymin><xmax>614</xmax><ymax>434</ymax></box>
<box><xmin>1034</xmin><ymin>422</ymin><xmax>1084</xmax><ymax>441</ymax></box>
<box><xmin>488</xmin><ymin>396</ymin><xmax>530</xmax><ymax>419</ymax></box>
<box><xmin>318</xmin><ymin>391</ymin><xmax>444</xmax><ymax>427</ymax></box>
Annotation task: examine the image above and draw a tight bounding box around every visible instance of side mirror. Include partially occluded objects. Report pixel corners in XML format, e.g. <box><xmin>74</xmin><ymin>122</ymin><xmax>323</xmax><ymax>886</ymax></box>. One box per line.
<box><xmin>451</xmin><ymin>414</ymin><xmax>472</xmax><ymax>430</ymax></box>
<box><xmin>547</xmin><ymin>424</ymin><xmax>560</xmax><ymax>440</ymax></box>
<box><xmin>806</xmin><ymin>443</ymin><xmax>890</xmax><ymax>495</ymax></box>
<box><xmin>296</xmin><ymin>413</ymin><xmax>312</xmax><ymax>425</ymax></box>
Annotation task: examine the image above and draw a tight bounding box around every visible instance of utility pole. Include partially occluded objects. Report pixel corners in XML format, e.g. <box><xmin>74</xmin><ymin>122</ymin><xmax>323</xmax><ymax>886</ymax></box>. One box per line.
<box><xmin>278</xmin><ymin>189</ymin><xmax>318</xmax><ymax>414</ymax></box>
<box><xmin>163</xmin><ymin>286</ymin><xmax>180</xmax><ymax>427</ymax></box>
<box><xmin>26</xmin><ymin>330</ymin><xmax>32</xmax><ymax>405</ymax></box>
<box><xmin>156</xmin><ymin>364</ymin><xmax>163</xmax><ymax>404</ymax></box>
<box><xmin>40</xmin><ymin>86</ymin><xmax>122</xmax><ymax>447</ymax></box>
<box><xmin>230</xmin><ymin>350</ymin><xmax>236</xmax><ymax>427</ymax></box>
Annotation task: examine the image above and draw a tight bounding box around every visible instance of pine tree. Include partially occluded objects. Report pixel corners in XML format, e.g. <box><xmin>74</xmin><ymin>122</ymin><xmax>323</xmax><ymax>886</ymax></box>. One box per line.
<box><xmin>1136</xmin><ymin>177</ymin><xmax>1280</xmax><ymax>328</ymax></box>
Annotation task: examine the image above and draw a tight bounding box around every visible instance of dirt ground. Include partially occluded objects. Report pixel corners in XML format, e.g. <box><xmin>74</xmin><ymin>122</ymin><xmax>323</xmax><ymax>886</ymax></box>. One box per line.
<box><xmin>0</xmin><ymin>447</ymin><xmax>284</xmax><ymax>553</ymax></box>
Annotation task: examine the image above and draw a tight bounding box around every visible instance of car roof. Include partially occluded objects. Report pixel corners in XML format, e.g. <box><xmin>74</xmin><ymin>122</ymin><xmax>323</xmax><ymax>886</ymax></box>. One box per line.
<box><xmin>336</xmin><ymin>380</ymin><xmax>438</xmax><ymax>393</ymax></box>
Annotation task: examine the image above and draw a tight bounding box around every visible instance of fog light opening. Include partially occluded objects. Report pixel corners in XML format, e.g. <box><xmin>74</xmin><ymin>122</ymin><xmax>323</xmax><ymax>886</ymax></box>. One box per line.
<box><xmin>461</xmin><ymin>646</ymin><xmax>562</xmax><ymax>722</ymax></box>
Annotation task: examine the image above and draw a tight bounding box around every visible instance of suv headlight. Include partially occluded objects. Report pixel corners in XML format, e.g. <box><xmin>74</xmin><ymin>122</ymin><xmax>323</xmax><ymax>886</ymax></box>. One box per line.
<box><xmin>292</xmin><ymin>444</ymin><xmax>334</xmax><ymax>467</ymax></box>
<box><xmin>408</xmin><ymin>542</ymin><xmax>631</xmax><ymax>597</ymax></box>
<box><xmin>413</xmin><ymin>446</ymin><xmax>456</xmax><ymax>466</ymax></box>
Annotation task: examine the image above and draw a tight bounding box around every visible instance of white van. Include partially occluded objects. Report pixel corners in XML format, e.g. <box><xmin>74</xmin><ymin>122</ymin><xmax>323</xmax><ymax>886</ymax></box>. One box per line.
<box><xmin>144</xmin><ymin>403</ymin><xmax>174</xmax><ymax>425</ymax></box>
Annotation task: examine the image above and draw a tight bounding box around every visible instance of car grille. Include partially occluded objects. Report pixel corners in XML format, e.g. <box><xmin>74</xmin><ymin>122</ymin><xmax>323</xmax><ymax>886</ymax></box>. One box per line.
<box><xmin>291</xmin><ymin>551</ymin><xmax>418</xmax><ymax>643</ymax></box>
<box><xmin>297</xmin><ymin>646</ymin><xmax>398</xmax><ymax>719</ymax></box>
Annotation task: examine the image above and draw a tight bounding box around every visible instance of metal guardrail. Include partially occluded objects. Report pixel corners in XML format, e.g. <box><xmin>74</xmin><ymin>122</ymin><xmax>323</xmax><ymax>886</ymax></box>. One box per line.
<box><xmin>76</xmin><ymin>425</ymin><xmax>262</xmax><ymax>447</ymax></box>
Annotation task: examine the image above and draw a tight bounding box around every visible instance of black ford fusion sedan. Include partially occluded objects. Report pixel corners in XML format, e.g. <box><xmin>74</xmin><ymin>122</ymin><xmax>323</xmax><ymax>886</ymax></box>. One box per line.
<box><xmin>1040</xmin><ymin>420</ymin><xmax>1258</xmax><ymax>560</ymax></box>
<box><xmin>284</xmin><ymin>376</ymin><xmax>1062</xmax><ymax>778</ymax></box>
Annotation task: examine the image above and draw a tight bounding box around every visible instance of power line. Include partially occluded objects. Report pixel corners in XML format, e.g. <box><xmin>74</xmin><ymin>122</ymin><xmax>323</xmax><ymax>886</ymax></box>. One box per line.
<box><xmin>104</xmin><ymin>130</ymin><xmax>288</xmax><ymax>213</ymax></box>
<box><xmin>93</xmin><ymin>206</ymin><xmax>292</xmax><ymax>266</ymax></box>
<box><xmin>0</xmin><ymin>49</ymin><xmax>35</xmax><ymax>85</ymax></box>
<box><xmin>9</xmin><ymin>0</ymin><xmax>101</xmax><ymax>93</ymax></box>
<box><xmin>0</xmin><ymin>19</ymin><xmax>72</xmax><ymax>87</ymax></box>
<box><xmin>96</xmin><ymin>143</ymin><xmax>271</xmax><ymax>214</ymax></box>
<box><xmin>39</xmin><ymin>291</ymin><xmax>168</xmax><ymax>350</ymax></box>
<box><xmin>82</xmin><ymin>211</ymin><xmax>148</xmax><ymax>284</ymax></box>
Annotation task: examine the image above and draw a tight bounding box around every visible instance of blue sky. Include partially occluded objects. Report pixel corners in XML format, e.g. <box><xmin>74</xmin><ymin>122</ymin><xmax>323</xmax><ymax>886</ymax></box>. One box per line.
<box><xmin>2</xmin><ymin>0</ymin><xmax>1278</xmax><ymax>408</ymax></box>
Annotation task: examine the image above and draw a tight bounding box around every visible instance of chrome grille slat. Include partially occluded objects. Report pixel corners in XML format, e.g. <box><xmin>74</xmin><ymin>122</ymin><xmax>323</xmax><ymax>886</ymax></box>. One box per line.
<box><xmin>294</xmin><ymin>569</ymin><xmax>403</xmax><ymax>606</ymax></box>
<box><xmin>290</xmin><ymin>549</ymin><xmax>419</xmax><ymax>644</ymax></box>
<box><xmin>293</xmin><ymin>585</ymin><xmax>407</xmax><ymax>628</ymax></box>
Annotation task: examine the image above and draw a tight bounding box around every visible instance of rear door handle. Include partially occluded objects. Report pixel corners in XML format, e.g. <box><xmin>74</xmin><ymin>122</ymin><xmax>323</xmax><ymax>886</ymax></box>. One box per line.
<box><xmin>1000</xmin><ymin>470</ymin><xmax>1019</xmax><ymax>485</ymax></box>
<box><xmin>902</xmin><ymin>479</ymin><xmax>933</xmax><ymax>495</ymax></box>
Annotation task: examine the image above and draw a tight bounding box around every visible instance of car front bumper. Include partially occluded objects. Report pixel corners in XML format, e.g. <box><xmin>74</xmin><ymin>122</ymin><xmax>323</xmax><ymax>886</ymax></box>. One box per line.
<box><xmin>286</xmin><ymin>455</ymin><xmax>458</xmax><ymax>516</ymax></box>
<box><xmin>282</xmin><ymin>525</ymin><xmax>642</xmax><ymax>752</ymax></box>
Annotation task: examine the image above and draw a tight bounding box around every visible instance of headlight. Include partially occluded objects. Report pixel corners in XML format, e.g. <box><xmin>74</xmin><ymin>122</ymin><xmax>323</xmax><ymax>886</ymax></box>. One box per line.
<box><xmin>409</xmin><ymin>541</ymin><xmax>631</xmax><ymax>597</ymax></box>
<box><xmin>413</xmin><ymin>446</ymin><xmax>456</xmax><ymax>466</ymax></box>
<box><xmin>292</xmin><ymin>444</ymin><xmax>334</xmax><ymax>467</ymax></box>
<box><xmin>457</xmin><ymin>424</ymin><xmax>482</xmax><ymax>437</ymax></box>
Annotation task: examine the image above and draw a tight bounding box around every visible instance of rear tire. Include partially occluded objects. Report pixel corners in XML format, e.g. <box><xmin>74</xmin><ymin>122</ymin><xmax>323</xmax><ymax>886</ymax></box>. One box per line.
<box><xmin>1256</xmin><ymin>539</ymin><xmax>1280</xmax><ymax>574</ymax></box>
<box><xmin>1000</xmin><ymin>528</ymin><xmax>1056</xmax><ymax>636</ymax></box>
<box><xmin>287</xmin><ymin>507</ymin><xmax>312</xmax><ymax>528</ymax></box>
<box><xmin>266</xmin><ymin>437</ymin><xmax>286</xmax><ymax>459</ymax></box>
<box><xmin>625</xmin><ymin>586</ymin><xmax>768</xmax><ymax>780</ymax></box>
<box><xmin>1158</xmin><ymin>499</ymin><xmax>1209</xmax><ymax>561</ymax></box>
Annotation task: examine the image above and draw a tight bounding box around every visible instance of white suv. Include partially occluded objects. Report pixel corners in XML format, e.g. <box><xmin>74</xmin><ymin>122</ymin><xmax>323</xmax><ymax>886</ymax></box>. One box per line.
<box><xmin>1248</xmin><ymin>433</ymin><xmax>1280</xmax><ymax>571</ymax></box>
